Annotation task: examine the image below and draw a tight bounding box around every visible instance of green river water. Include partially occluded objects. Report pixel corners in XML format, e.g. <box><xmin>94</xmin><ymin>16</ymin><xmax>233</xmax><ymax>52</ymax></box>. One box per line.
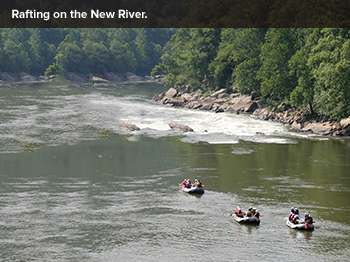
<box><xmin>0</xmin><ymin>80</ymin><xmax>349</xmax><ymax>261</ymax></box>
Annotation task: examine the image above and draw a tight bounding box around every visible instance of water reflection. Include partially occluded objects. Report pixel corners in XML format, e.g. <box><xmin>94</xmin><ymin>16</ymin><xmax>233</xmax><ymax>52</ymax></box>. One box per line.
<box><xmin>230</xmin><ymin>220</ymin><xmax>260</xmax><ymax>235</ymax></box>
<box><xmin>287</xmin><ymin>229</ymin><xmax>313</xmax><ymax>240</ymax></box>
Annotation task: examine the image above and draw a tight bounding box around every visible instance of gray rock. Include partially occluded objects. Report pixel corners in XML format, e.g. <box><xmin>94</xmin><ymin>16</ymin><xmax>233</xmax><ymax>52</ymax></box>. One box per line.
<box><xmin>125</xmin><ymin>72</ymin><xmax>143</xmax><ymax>81</ymax></box>
<box><xmin>18</xmin><ymin>72</ymin><xmax>37</xmax><ymax>81</ymax></box>
<box><xmin>119</xmin><ymin>123</ymin><xmax>140</xmax><ymax>131</ymax></box>
<box><xmin>210</xmin><ymin>88</ymin><xmax>227</xmax><ymax>98</ymax></box>
<box><xmin>340</xmin><ymin>116</ymin><xmax>350</xmax><ymax>128</ymax></box>
<box><xmin>66</xmin><ymin>72</ymin><xmax>85</xmax><ymax>82</ymax></box>
<box><xmin>301</xmin><ymin>122</ymin><xmax>332</xmax><ymax>135</ymax></box>
<box><xmin>169</xmin><ymin>123</ymin><xmax>194</xmax><ymax>132</ymax></box>
<box><xmin>163</xmin><ymin>88</ymin><xmax>178</xmax><ymax>100</ymax></box>
<box><xmin>0</xmin><ymin>72</ymin><xmax>16</xmax><ymax>81</ymax></box>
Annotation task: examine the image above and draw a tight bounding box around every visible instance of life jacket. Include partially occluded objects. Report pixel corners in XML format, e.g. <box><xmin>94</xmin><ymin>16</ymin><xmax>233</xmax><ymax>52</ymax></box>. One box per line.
<box><xmin>235</xmin><ymin>208</ymin><xmax>244</xmax><ymax>217</ymax></box>
<box><xmin>306</xmin><ymin>217</ymin><xmax>313</xmax><ymax>224</ymax></box>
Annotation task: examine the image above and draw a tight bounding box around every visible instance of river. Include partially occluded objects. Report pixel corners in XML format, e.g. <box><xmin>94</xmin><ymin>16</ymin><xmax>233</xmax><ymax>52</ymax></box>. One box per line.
<box><xmin>0</xmin><ymin>79</ymin><xmax>349</xmax><ymax>261</ymax></box>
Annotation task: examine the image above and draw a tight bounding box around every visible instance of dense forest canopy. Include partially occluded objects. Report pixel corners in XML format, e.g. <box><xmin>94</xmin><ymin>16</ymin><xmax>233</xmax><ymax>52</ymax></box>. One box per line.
<box><xmin>152</xmin><ymin>28</ymin><xmax>350</xmax><ymax>121</ymax></box>
<box><xmin>0</xmin><ymin>28</ymin><xmax>350</xmax><ymax>121</ymax></box>
<box><xmin>0</xmin><ymin>28</ymin><xmax>176</xmax><ymax>76</ymax></box>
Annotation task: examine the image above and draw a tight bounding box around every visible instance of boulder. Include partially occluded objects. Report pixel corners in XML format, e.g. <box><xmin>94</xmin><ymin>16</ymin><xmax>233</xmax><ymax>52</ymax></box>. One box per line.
<box><xmin>181</xmin><ymin>93</ymin><xmax>193</xmax><ymax>102</ymax></box>
<box><xmin>18</xmin><ymin>72</ymin><xmax>37</xmax><ymax>81</ymax></box>
<box><xmin>152</xmin><ymin>93</ymin><xmax>165</xmax><ymax>101</ymax></box>
<box><xmin>289</xmin><ymin>121</ymin><xmax>303</xmax><ymax>132</ymax></box>
<box><xmin>104</xmin><ymin>72</ymin><xmax>122</xmax><ymax>81</ymax></box>
<box><xmin>0</xmin><ymin>72</ymin><xmax>16</xmax><ymax>81</ymax></box>
<box><xmin>226</xmin><ymin>96</ymin><xmax>258</xmax><ymax>113</ymax></box>
<box><xmin>301</xmin><ymin>122</ymin><xmax>332</xmax><ymax>135</ymax></box>
<box><xmin>169</xmin><ymin>123</ymin><xmax>194</xmax><ymax>132</ymax></box>
<box><xmin>210</xmin><ymin>88</ymin><xmax>227</xmax><ymax>98</ymax></box>
<box><xmin>163</xmin><ymin>88</ymin><xmax>178</xmax><ymax>100</ymax></box>
<box><xmin>124</xmin><ymin>72</ymin><xmax>143</xmax><ymax>81</ymax></box>
<box><xmin>119</xmin><ymin>123</ymin><xmax>140</xmax><ymax>131</ymax></box>
<box><xmin>340</xmin><ymin>116</ymin><xmax>350</xmax><ymax>128</ymax></box>
<box><xmin>186</xmin><ymin>100</ymin><xmax>203</xmax><ymax>109</ymax></box>
<box><xmin>66</xmin><ymin>72</ymin><xmax>85</xmax><ymax>82</ymax></box>
<box><xmin>168</xmin><ymin>96</ymin><xmax>185</xmax><ymax>107</ymax></box>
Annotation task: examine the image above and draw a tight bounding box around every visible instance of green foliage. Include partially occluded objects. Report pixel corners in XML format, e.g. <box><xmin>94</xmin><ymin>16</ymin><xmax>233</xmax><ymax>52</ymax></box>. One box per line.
<box><xmin>0</xmin><ymin>28</ymin><xmax>174</xmax><ymax>77</ymax></box>
<box><xmin>158</xmin><ymin>28</ymin><xmax>221</xmax><ymax>90</ymax></box>
<box><xmin>2</xmin><ymin>27</ymin><xmax>350</xmax><ymax>121</ymax></box>
<box><xmin>44</xmin><ymin>62</ymin><xmax>62</xmax><ymax>77</ymax></box>
<box><xmin>257</xmin><ymin>29</ymin><xmax>299</xmax><ymax>101</ymax></box>
<box><xmin>308</xmin><ymin>29</ymin><xmax>350</xmax><ymax>120</ymax></box>
<box><xmin>152</xmin><ymin>27</ymin><xmax>350</xmax><ymax>121</ymax></box>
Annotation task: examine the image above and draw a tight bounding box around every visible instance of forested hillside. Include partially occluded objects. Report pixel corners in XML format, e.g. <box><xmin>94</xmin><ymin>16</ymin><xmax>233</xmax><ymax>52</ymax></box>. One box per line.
<box><xmin>1</xmin><ymin>28</ymin><xmax>350</xmax><ymax>121</ymax></box>
<box><xmin>152</xmin><ymin>28</ymin><xmax>350</xmax><ymax>121</ymax></box>
<box><xmin>0</xmin><ymin>28</ymin><xmax>176</xmax><ymax>76</ymax></box>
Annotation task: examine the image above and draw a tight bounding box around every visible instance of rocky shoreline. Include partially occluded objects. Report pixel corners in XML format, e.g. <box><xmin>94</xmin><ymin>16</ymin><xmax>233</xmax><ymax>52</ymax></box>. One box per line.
<box><xmin>0</xmin><ymin>72</ymin><xmax>154</xmax><ymax>83</ymax></box>
<box><xmin>152</xmin><ymin>85</ymin><xmax>350</xmax><ymax>137</ymax></box>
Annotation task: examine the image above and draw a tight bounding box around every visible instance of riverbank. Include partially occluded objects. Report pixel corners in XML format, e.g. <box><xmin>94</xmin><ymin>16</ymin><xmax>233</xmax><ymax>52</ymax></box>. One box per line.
<box><xmin>0</xmin><ymin>72</ymin><xmax>153</xmax><ymax>83</ymax></box>
<box><xmin>152</xmin><ymin>85</ymin><xmax>350</xmax><ymax>137</ymax></box>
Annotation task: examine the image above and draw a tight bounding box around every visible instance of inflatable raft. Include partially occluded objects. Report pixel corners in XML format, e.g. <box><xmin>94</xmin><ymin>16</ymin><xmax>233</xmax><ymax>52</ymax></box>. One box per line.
<box><xmin>233</xmin><ymin>215</ymin><xmax>260</xmax><ymax>224</ymax></box>
<box><xmin>181</xmin><ymin>185</ymin><xmax>204</xmax><ymax>194</ymax></box>
<box><xmin>285</xmin><ymin>218</ymin><xmax>314</xmax><ymax>230</ymax></box>
<box><xmin>231</xmin><ymin>207</ymin><xmax>261</xmax><ymax>224</ymax></box>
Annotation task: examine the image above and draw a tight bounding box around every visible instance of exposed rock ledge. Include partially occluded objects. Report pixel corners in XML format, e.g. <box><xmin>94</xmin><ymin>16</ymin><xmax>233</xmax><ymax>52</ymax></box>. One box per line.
<box><xmin>169</xmin><ymin>123</ymin><xmax>194</xmax><ymax>132</ymax></box>
<box><xmin>119</xmin><ymin>123</ymin><xmax>140</xmax><ymax>131</ymax></box>
<box><xmin>0</xmin><ymin>72</ymin><xmax>153</xmax><ymax>83</ymax></box>
<box><xmin>66</xmin><ymin>72</ymin><xmax>152</xmax><ymax>82</ymax></box>
<box><xmin>152</xmin><ymin>85</ymin><xmax>350</xmax><ymax>137</ymax></box>
<box><xmin>0</xmin><ymin>72</ymin><xmax>46</xmax><ymax>82</ymax></box>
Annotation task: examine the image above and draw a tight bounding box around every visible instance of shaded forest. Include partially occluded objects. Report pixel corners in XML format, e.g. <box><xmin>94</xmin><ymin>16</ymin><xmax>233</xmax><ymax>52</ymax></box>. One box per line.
<box><xmin>152</xmin><ymin>28</ymin><xmax>350</xmax><ymax>121</ymax></box>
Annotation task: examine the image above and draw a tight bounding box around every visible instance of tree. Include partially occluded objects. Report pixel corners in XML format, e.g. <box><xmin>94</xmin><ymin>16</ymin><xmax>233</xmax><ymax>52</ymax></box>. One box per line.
<box><xmin>231</xmin><ymin>28</ymin><xmax>266</xmax><ymax>94</ymax></box>
<box><xmin>2</xmin><ymin>40</ymin><xmax>29</xmax><ymax>73</ymax></box>
<box><xmin>257</xmin><ymin>28</ymin><xmax>298</xmax><ymax>102</ymax></box>
<box><xmin>308</xmin><ymin>29</ymin><xmax>350</xmax><ymax>120</ymax></box>
<box><xmin>55</xmin><ymin>35</ymin><xmax>86</xmax><ymax>73</ymax></box>
<box><xmin>289</xmin><ymin>29</ymin><xmax>318</xmax><ymax>114</ymax></box>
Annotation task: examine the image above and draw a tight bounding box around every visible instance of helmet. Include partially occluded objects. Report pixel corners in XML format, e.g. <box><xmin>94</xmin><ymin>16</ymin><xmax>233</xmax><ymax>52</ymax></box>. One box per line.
<box><xmin>295</xmin><ymin>208</ymin><xmax>298</xmax><ymax>210</ymax></box>
<box><xmin>188</xmin><ymin>180</ymin><xmax>191</xmax><ymax>183</ymax></box>
<box><xmin>305</xmin><ymin>213</ymin><xmax>308</xmax><ymax>216</ymax></box>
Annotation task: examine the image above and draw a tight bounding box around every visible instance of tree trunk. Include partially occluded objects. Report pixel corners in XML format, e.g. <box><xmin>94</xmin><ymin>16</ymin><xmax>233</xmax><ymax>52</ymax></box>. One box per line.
<box><xmin>309</xmin><ymin>101</ymin><xmax>315</xmax><ymax>115</ymax></box>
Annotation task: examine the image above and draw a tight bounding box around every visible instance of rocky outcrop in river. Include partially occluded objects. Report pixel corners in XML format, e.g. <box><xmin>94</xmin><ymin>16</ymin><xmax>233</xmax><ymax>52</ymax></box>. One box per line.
<box><xmin>169</xmin><ymin>123</ymin><xmax>194</xmax><ymax>132</ymax></box>
<box><xmin>153</xmin><ymin>85</ymin><xmax>350</xmax><ymax>137</ymax></box>
<box><xmin>119</xmin><ymin>123</ymin><xmax>141</xmax><ymax>131</ymax></box>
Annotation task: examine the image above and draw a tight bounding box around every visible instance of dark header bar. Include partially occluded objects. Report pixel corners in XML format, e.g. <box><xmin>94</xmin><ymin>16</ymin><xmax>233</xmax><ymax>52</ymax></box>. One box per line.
<box><xmin>2</xmin><ymin>0</ymin><xmax>350</xmax><ymax>28</ymax></box>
